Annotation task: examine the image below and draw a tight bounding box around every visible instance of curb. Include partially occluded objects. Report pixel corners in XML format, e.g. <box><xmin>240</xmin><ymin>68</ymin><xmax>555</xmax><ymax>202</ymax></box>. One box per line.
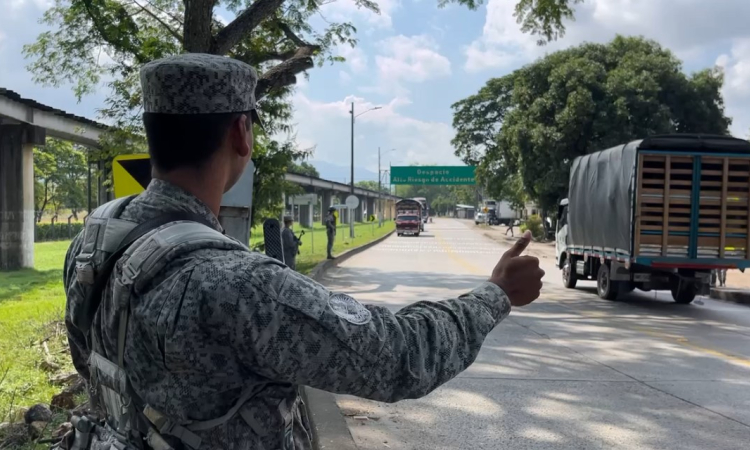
<box><xmin>308</xmin><ymin>228</ymin><xmax>396</xmax><ymax>280</ymax></box>
<box><xmin>710</xmin><ymin>288</ymin><xmax>750</xmax><ymax>305</ymax></box>
<box><xmin>304</xmin><ymin>228</ymin><xmax>395</xmax><ymax>449</ymax></box>
<box><xmin>303</xmin><ymin>387</ymin><xmax>359</xmax><ymax>450</ymax></box>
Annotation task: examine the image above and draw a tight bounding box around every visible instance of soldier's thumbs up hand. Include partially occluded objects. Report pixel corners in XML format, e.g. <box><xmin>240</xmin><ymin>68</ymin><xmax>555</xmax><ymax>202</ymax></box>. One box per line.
<box><xmin>489</xmin><ymin>231</ymin><xmax>544</xmax><ymax>307</ymax></box>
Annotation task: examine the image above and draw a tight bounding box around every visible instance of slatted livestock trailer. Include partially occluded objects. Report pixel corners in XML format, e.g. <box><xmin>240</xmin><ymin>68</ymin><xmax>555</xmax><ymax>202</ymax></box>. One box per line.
<box><xmin>555</xmin><ymin>134</ymin><xmax>750</xmax><ymax>303</ymax></box>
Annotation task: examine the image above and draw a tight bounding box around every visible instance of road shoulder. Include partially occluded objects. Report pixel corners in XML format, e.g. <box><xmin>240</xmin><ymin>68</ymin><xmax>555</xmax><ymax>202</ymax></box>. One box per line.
<box><xmin>304</xmin><ymin>228</ymin><xmax>395</xmax><ymax>449</ymax></box>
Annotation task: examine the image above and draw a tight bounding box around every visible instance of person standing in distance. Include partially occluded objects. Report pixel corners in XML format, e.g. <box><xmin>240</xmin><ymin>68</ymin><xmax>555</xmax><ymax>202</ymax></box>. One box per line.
<box><xmin>63</xmin><ymin>53</ymin><xmax>545</xmax><ymax>450</ymax></box>
<box><xmin>325</xmin><ymin>206</ymin><xmax>336</xmax><ymax>259</ymax></box>
<box><xmin>282</xmin><ymin>215</ymin><xmax>300</xmax><ymax>270</ymax></box>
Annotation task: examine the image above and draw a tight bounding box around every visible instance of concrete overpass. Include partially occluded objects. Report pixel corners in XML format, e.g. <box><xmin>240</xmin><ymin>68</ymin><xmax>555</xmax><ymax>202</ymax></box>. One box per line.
<box><xmin>285</xmin><ymin>172</ymin><xmax>400</xmax><ymax>227</ymax></box>
<box><xmin>0</xmin><ymin>88</ymin><xmax>108</xmax><ymax>270</ymax></box>
<box><xmin>0</xmin><ymin>87</ymin><xmax>400</xmax><ymax>269</ymax></box>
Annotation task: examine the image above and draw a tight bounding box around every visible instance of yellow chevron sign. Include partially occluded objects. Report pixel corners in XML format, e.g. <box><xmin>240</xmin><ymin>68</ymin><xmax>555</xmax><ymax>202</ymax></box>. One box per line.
<box><xmin>112</xmin><ymin>154</ymin><xmax>152</xmax><ymax>198</ymax></box>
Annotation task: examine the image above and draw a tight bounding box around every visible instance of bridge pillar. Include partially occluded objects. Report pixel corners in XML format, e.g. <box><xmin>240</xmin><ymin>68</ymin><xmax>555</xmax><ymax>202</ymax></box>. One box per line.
<box><xmin>321</xmin><ymin>191</ymin><xmax>332</xmax><ymax>225</ymax></box>
<box><xmin>299</xmin><ymin>204</ymin><xmax>312</xmax><ymax>228</ymax></box>
<box><xmin>0</xmin><ymin>124</ymin><xmax>44</xmax><ymax>270</ymax></box>
<box><xmin>366</xmin><ymin>197</ymin><xmax>375</xmax><ymax>221</ymax></box>
<box><xmin>354</xmin><ymin>196</ymin><xmax>364</xmax><ymax>222</ymax></box>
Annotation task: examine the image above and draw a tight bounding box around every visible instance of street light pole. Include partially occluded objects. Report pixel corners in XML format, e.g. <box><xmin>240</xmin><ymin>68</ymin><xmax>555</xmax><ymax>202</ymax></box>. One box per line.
<box><xmin>378</xmin><ymin>148</ymin><xmax>396</xmax><ymax>227</ymax></box>
<box><xmin>350</xmin><ymin>102</ymin><xmax>355</xmax><ymax>238</ymax></box>
<box><xmin>378</xmin><ymin>146</ymin><xmax>381</xmax><ymax>227</ymax></box>
<box><xmin>349</xmin><ymin>102</ymin><xmax>382</xmax><ymax>238</ymax></box>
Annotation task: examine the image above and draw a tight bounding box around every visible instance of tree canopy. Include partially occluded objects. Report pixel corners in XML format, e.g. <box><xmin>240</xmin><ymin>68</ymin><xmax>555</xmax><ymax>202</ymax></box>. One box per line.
<box><xmin>395</xmin><ymin>184</ymin><xmax>477</xmax><ymax>214</ymax></box>
<box><xmin>452</xmin><ymin>35</ymin><xmax>731</xmax><ymax>211</ymax></box>
<box><xmin>23</xmin><ymin>0</ymin><xmax>589</xmax><ymax>223</ymax></box>
<box><xmin>34</xmin><ymin>139</ymin><xmax>89</xmax><ymax>221</ymax></box>
<box><xmin>289</xmin><ymin>161</ymin><xmax>319</xmax><ymax>177</ymax></box>
<box><xmin>354</xmin><ymin>180</ymin><xmax>391</xmax><ymax>193</ymax></box>
<box><xmin>23</xmin><ymin>0</ymin><xmax>586</xmax><ymax>130</ymax></box>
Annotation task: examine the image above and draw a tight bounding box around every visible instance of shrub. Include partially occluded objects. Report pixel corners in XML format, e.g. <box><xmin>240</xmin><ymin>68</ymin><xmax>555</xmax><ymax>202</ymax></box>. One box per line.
<box><xmin>520</xmin><ymin>214</ymin><xmax>544</xmax><ymax>240</ymax></box>
<box><xmin>35</xmin><ymin>222</ymin><xmax>84</xmax><ymax>242</ymax></box>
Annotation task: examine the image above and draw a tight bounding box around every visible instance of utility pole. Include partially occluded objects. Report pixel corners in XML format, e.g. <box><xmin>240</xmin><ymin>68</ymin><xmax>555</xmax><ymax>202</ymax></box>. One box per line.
<box><xmin>349</xmin><ymin>102</ymin><xmax>382</xmax><ymax>238</ymax></box>
<box><xmin>377</xmin><ymin>147</ymin><xmax>381</xmax><ymax>227</ymax></box>
<box><xmin>349</xmin><ymin>102</ymin><xmax>355</xmax><ymax>238</ymax></box>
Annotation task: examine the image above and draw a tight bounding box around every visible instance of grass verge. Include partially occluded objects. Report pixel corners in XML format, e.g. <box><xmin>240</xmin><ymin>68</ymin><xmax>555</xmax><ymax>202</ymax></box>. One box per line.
<box><xmin>0</xmin><ymin>241</ymin><xmax>73</xmax><ymax>426</ymax></box>
<box><xmin>0</xmin><ymin>221</ymin><xmax>394</xmax><ymax>424</ymax></box>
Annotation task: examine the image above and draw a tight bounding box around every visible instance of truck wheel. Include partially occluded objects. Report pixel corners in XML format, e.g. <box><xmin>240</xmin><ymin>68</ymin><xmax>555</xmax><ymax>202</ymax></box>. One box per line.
<box><xmin>415</xmin><ymin>232</ymin><xmax>420</xmax><ymax>237</ymax></box>
<box><xmin>562</xmin><ymin>257</ymin><xmax>577</xmax><ymax>289</ymax></box>
<box><xmin>671</xmin><ymin>282</ymin><xmax>696</xmax><ymax>304</ymax></box>
<box><xmin>597</xmin><ymin>264</ymin><xmax>619</xmax><ymax>300</ymax></box>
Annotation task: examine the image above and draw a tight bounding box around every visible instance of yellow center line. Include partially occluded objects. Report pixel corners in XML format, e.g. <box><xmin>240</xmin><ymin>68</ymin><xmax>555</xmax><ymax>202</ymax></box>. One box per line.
<box><xmin>432</xmin><ymin>228</ymin><xmax>486</xmax><ymax>276</ymax></box>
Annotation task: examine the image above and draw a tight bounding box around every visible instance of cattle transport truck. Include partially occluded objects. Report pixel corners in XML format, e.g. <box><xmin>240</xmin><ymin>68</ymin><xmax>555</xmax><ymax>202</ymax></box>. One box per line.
<box><xmin>556</xmin><ymin>134</ymin><xmax>750</xmax><ymax>304</ymax></box>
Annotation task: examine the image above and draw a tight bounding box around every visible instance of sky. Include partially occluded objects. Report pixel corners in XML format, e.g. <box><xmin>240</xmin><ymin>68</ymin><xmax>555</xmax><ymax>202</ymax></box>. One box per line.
<box><xmin>3</xmin><ymin>0</ymin><xmax>750</xmax><ymax>183</ymax></box>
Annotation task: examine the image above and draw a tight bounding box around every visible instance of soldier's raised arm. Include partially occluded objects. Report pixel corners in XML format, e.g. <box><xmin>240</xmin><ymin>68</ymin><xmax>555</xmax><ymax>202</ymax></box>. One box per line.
<box><xmin>221</xmin><ymin>231</ymin><xmax>543</xmax><ymax>402</ymax></box>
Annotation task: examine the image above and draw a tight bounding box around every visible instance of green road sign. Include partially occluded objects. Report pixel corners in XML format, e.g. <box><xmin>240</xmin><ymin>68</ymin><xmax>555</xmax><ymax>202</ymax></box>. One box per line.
<box><xmin>390</xmin><ymin>166</ymin><xmax>476</xmax><ymax>185</ymax></box>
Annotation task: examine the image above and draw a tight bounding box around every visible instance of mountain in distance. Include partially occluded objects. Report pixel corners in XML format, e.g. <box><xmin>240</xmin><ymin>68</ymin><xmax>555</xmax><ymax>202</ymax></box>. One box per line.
<box><xmin>308</xmin><ymin>160</ymin><xmax>381</xmax><ymax>184</ymax></box>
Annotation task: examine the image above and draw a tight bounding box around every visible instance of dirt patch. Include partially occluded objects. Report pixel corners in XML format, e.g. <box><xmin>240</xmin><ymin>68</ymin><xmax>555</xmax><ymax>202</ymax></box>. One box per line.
<box><xmin>480</xmin><ymin>225</ymin><xmax>556</xmax><ymax>261</ymax></box>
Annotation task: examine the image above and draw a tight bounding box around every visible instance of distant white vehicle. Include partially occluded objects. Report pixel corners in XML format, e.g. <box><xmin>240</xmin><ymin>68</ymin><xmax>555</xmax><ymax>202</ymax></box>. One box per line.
<box><xmin>475</xmin><ymin>212</ymin><xmax>486</xmax><ymax>225</ymax></box>
<box><xmin>482</xmin><ymin>199</ymin><xmax>520</xmax><ymax>226</ymax></box>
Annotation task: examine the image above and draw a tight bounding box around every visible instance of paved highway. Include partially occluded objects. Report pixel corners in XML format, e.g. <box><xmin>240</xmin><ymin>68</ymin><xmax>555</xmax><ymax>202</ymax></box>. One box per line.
<box><xmin>318</xmin><ymin>218</ymin><xmax>750</xmax><ymax>450</ymax></box>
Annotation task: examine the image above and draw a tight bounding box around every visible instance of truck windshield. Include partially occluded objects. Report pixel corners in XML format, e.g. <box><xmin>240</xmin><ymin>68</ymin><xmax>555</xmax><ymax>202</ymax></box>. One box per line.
<box><xmin>397</xmin><ymin>215</ymin><xmax>419</xmax><ymax>221</ymax></box>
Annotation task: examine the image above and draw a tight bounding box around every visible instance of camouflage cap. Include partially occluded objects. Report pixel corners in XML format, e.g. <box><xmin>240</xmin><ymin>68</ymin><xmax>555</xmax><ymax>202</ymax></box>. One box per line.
<box><xmin>140</xmin><ymin>53</ymin><xmax>263</xmax><ymax>128</ymax></box>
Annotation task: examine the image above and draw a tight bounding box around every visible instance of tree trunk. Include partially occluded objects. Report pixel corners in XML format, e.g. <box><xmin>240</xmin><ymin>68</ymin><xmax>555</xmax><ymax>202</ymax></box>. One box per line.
<box><xmin>183</xmin><ymin>0</ymin><xmax>215</xmax><ymax>52</ymax></box>
<box><xmin>37</xmin><ymin>181</ymin><xmax>49</xmax><ymax>223</ymax></box>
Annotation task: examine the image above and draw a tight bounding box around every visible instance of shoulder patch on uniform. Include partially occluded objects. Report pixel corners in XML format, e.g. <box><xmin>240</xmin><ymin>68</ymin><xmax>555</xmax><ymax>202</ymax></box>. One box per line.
<box><xmin>328</xmin><ymin>293</ymin><xmax>371</xmax><ymax>325</ymax></box>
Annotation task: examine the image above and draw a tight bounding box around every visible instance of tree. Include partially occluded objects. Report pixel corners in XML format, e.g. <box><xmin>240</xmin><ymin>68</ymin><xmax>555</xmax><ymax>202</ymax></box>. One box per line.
<box><xmin>452</xmin><ymin>35</ymin><xmax>731</xmax><ymax>212</ymax></box>
<box><xmin>289</xmin><ymin>161</ymin><xmax>319</xmax><ymax>177</ymax></box>
<box><xmin>23</xmin><ymin>0</ymin><xmax>584</xmax><ymax>131</ymax></box>
<box><xmin>355</xmin><ymin>180</ymin><xmax>389</xmax><ymax>193</ymax></box>
<box><xmin>23</xmin><ymin>0</ymin><xmax>585</xmax><ymax>222</ymax></box>
<box><xmin>34</xmin><ymin>139</ymin><xmax>88</xmax><ymax>222</ymax></box>
<box><xmin>252</xmin><ymin>136</ymin><xmax>309</xmax><ymax>226</ymax></box>
<box><xmin>394</xmin><ymin>184</ymin><xmax>479</xmax><ymax>215</ymax></box>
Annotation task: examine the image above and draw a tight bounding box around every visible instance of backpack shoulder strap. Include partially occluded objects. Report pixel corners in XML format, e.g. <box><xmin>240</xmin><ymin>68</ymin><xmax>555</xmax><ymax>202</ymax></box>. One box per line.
<box><xmin>112</xmin><ymin>220</ymin><xmax>248</xmax><ymax>450</ymax></box>
<box><xmin>80</xmin><ymin>211</ymin><xmax>215</xmax><ymax>337</ymax></box>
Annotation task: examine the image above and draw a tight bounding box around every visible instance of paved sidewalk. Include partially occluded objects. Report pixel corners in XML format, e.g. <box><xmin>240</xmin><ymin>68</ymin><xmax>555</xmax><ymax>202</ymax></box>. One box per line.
<box><xmin>480</xmin><ymin>224</ymin><xmax>556</xmax><ymax>260</ymax></box>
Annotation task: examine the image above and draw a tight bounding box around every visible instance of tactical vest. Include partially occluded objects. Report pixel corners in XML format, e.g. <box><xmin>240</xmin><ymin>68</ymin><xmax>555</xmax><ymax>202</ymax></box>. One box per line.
<box><xmin>60</xmin><ymin>197</ymin><xmax>296</xmax><ymax>450</ymax></box>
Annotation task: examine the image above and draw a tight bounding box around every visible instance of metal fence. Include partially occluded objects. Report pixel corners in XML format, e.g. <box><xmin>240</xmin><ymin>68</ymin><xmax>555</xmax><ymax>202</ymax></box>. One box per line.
<box><xmin>35</xmin><ymin>218</ymin><xmax>85</xmax><ymax>242</ymax></box>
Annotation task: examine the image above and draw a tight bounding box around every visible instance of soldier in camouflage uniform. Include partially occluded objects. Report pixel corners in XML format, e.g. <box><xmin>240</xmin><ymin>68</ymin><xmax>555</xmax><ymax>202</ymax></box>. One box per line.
<box><xmin>64</xmin><ymin>53</ymin><xmax>545</xmax><ymax>450</ymax></box>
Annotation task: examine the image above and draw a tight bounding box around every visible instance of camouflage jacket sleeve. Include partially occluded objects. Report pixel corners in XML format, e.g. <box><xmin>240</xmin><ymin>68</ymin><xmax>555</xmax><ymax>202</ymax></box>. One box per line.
<box><xmin>218</xmin><ymin>255</ymin><xmax>511</xmax><ymax>402</ymax></box>
<box><xmin>62</xmin><ymin>230</ymin><xmax>90</xmax><ymax>379</ymax></box>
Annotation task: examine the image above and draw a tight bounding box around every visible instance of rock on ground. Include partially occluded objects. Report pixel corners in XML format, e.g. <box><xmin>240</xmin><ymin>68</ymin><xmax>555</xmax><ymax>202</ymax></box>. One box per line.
<box><xmin>24</xmin><ymin>403</ymin><xmax>53</xmax><ymax>424</ymax></box>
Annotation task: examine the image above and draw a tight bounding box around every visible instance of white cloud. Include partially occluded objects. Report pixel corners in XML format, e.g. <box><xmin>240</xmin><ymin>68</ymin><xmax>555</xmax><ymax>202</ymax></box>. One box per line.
<box><xmin>339</xmin><ymin>70</ymin><xmax>352</xmax><ymax>83</ymax></box>
<box><xmin>463</xmin><ymin>0</ymin><xmax>750</xmax><ymax>137</ymax></box>
<box><xmin>319</xmin><ymin>0</ymin><xmax>400</xmax><ymax>29</ymax></box>
<box><xmin>375</xmin><ymin>35</ymin><xmax>451</xmax><ymax>86</ymax></box>
<box><xmin>9</xmin><ymin>0</ymin><xmax>53</xmax><ymax>11</ymax></box>
<box><xmin>716</xmin><ymin>39</ymin><xmax>750</xmax><ymax>137</ymax></box>
<box><xmin>283</xmin><ymin>93</ymin><xmax>460</xmax><ymax>171</ymax></box>
<box><xmin>464</xmin><ymin>0</ymin><xmax>750</xmax><ymax>72</ymax></box>
<box><xmin>717</xmin><ymin>40</ymin><xmax>750</xmax><ymax>98</ymax></box>
<box><xmin>336</xmin><ymin>44</ymin><xmax>368</xmax><ymax>73</ymax></box>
